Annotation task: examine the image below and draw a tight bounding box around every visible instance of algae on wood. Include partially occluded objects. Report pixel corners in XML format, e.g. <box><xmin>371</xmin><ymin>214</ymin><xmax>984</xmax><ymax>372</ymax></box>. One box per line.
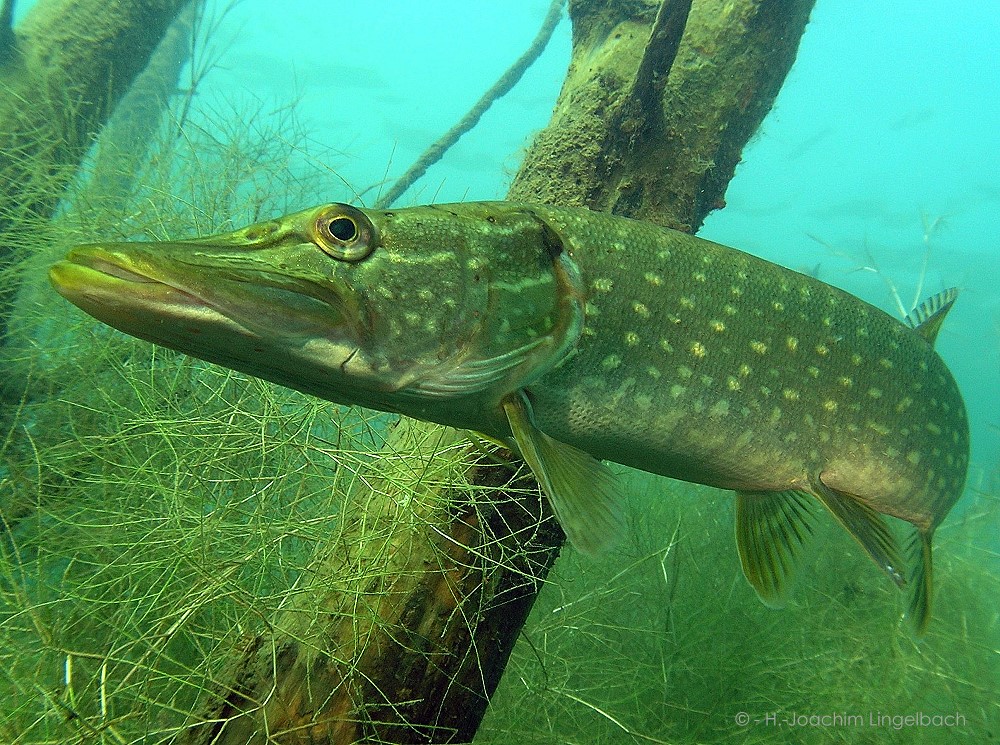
<box><xmin>509</xmin><ymin>0</ymin><xmax>816</xmax><ymax>232</ymax></box>
<box><xmin>179</xmin><ymin>1</ymin><xmax>815</xmax><ymax>742</ymax></box>
<box><xmin>0</xmin><ymin>0</ymin><xmax>189</xmax><ymax>342</ymax></box>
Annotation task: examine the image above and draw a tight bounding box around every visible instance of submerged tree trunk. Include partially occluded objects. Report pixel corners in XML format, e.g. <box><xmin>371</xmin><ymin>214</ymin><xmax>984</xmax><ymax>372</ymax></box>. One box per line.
<box><xmin>0</xmin><ymin>0</ymin><xmax>188</xmax><ymax>343</ymax></box>
<box><xmin>180</xmin><ymin>0</ymin><xmax>816</xmax><ymax>742</ymax></box>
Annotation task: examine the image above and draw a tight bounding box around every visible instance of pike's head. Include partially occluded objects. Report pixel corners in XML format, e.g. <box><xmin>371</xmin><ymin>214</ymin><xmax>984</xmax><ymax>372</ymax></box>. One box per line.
<box><xmin>50</xmin><ymin>203</ymin><xmax>583</xmax><ymax>428</ymax></box>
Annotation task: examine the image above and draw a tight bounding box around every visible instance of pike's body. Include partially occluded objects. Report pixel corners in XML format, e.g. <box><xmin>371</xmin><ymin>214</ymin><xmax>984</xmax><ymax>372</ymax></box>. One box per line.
<box><xmin>50</xmin><ymin>202</ymin><xmax>969</xmax><ymax>631</ymax></box>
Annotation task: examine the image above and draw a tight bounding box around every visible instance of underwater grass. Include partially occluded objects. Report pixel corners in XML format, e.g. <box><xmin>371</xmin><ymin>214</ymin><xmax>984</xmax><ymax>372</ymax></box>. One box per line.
<box><xmin>1</xmin><ymin>59</ymin><xmax>997</xmax><ymax>745</ymax></box>
<box><xmin>477</xmin><ymin>472</ymin><xmax>999</xmax><ymax>744</ymax></box>
<box><xmin>0</xmin><ymin>86</ymin><xmax>374</xmax><ymax>741</ymax></box>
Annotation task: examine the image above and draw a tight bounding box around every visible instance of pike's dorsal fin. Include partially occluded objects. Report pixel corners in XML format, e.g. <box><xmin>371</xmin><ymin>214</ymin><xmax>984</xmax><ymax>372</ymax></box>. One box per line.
<box><xmin>735</xmin><ymin>490</ymin><xmax>818</xmax><ymax>607</ymax></box>
<box><xmin>905</xmin><ymin>288</ymin><xmax>958</xmax><ymax>347</ymax></box>
<box><xmin>502</xmin><ymin>392</ymin><xmax>625</xmax><ymax>554</ymax></box>
<box><xmin>904</xmin><ymin>528</ymin><xmax>935</xmax><ymax>635</ymax></box>
<box><xmin>813</xmin><ymin>478</ymin><xmax>906</xmax><ymax>588</ymax></box>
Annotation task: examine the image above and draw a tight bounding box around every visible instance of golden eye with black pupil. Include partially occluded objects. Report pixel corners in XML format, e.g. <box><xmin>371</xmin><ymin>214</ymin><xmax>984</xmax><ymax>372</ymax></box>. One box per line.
<box><xmin>313</xmin><ymin>203</ymin><xmax>378</xmax><ymax>262</ymax></box>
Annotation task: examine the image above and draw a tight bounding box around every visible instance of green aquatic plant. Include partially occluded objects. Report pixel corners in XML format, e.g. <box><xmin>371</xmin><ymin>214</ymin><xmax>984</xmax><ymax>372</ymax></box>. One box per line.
<box><xmin>478</xmin><ymin>476</ymin><xmax>999</xmax><ymax>744</ymax></box>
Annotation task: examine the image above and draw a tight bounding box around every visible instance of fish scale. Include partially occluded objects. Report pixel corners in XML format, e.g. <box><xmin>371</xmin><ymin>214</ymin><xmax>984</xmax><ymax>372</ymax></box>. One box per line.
<box><xmin>49</xmin><ymin>201</ymin><xmax>969</xmax><ymax>632</ymax></box>
<box><xmin>524</xmin><ymin>205</ymin><xmax>968</xmax><ymax>526</ymax></box>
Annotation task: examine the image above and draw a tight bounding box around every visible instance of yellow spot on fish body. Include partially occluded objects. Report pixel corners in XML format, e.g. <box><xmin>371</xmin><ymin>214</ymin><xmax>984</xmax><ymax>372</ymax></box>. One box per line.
<box><xmin>815</xmin><ymin>343</ymin><xmax>829</xmax><ymax>356</ymax></box>
<box><xmin>690</xmin><ymin>341</ymin><xmax>707</xmax><ymax>358</ymax></box>
<box><xmin>750</xmin><ymin>341</ymin><xmax>767</xmax><ymax>355</ymax></box>
<box><xmin>783</xmin><ymin>388</ymin><xmax>800</xmax><ymax>401</ymax></box>
<box><xmin>679</xmin><ymin>296</ymin><xmax>696</xmax><ymax>310</ymax></box>
<box><xmin>770</xmin><ymin>406</ymin><xmax>782</xmax><ymax>423</ymax></box>
<box><xmin>731</xmin><ymin>286</ymin><xmax>744</xmax><ymax>298</ymax></box>
<box><xmin>724</xmin><ymin>304</ymin><xmax>738</xmax><ymax>316</ymax></box>
<box><xmin>907</xmin><ymin>451</ymin><xmax>921</xmax><ymax>465</ymax></box>
<box><xmin>727</xmin><ymin>376</ymin><xmax>741</xmax><ymax>391</ymax></box>
<box><xmin>868</xmin><ymin>387</ymin><xmax>883</xmax><ymax>399</ymax></box>
<box><xmin>646</xmin><ymin>366</ymin><xmax>661</xmax><ymax>380</ymax></box>
<box><xmin>602</xmin><ymin>354</ymin><xmax>621</xmax><ymax>370</ymax></box>
<box><xmin>851</xmin><ymin>353</ymin><xmax>863</xmax><ymax>366</ymax></box>
<box><xmin>670</xmin><ymin>384</ymin><xmax>686</xmax><ymax>398</ymax></box>
<box><xmin>678</xmin><ymin>366</ymin><xmax>693</xmax><ymax>379</ymax></box>
<box><xmin>633</xmin><ymin>302</ymin><xmax>650</xmax><ymax>318</ymax></box>
<box><xmin>879</xmin><ymin>358</ymin><xmax>894</xmax><ymax>369</ymax></box>
<box><xmin>739</xmin><ymin>363</ymin><xmax>751</xmax><ymax>377</ymax></box>
<box><xmin>625</xmin><ymin>332</ymin><xmax>640</xmax><ymax>346</ymax></box>
<box><xmin>644</xmin><ymin>272</ymin><xmax>663</xmax><ymax>286</ymax></box>
<box><xmin>710</xmin><ymin>400</ymin><xmax>729</xmax><ymax>418</ymax></box>
<box><xmin>592</xmin><ymin>277</ymin><xmax>613</xmax><ymax>292</ymax></box>
<box><xmin>710</xmin><ymin>320</ymin><xmax>726</xmax><ymax>332</ymax></box>
<box><xmin>660</xmin><ymin>339</ymin><xmax>674</xmax><ymax>353</ymax></box>
<box><xmin>823</xmin><ymin>400</ymin><xmax>838</xmax><ymax>412</ymax></box>
<box><xmin>786</xmin><ymin>336</ymin><xmax>799</xmax><ymax>352</ymax></box>
<box><xmin>807</xmin><ymin>366</ymin><xmax>820</xmax><ymax>378</ymax></box>
<box><xmin>773</xmin><ymin>301</ymin><xmax>785</xmax><ymax>312</ymax></box>
<box><xmin>693</xmin><ymin>271</ymin><xmax>707</xmax><ymax>283</ymax></box>
<box><xmin>839</xmin><ymin>376</ymin><xmax>853</xmax><ymax>388</ymax></box>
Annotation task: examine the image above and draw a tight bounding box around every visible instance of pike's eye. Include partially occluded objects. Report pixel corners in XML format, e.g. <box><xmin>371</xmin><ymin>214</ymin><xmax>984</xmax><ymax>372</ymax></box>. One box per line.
<box><xmin>314</xmin><ymin>204</ymin><xmax>378</xmax><ymax>262</ymax></box>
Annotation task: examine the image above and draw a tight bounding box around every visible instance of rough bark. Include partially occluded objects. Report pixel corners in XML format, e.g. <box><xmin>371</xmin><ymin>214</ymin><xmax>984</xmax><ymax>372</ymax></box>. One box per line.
<box><xmin>0</xmin><ymin>0</ymin><xmax>188</xmax><ymax>340</ymax></box>
<box><xmin>182</xmin><ymin>421</ymin><xmax>561</xmax><ymax>744</ymax></box>
<box><xmin>178</xmin><ymin>0</ymin><xmax>815</xmax><ymax>742</ymax></box>
<box><xmin>509</xmin><ymin>0</ymin><xmax>817</xmax><ymax>233</ymax></box>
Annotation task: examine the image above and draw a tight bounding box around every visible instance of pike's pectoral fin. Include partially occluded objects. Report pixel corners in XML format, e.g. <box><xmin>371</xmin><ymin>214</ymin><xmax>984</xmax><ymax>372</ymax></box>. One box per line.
<box><xmin>812</xmin><ymin>478</ymin><xmax>906</xmax><ymax>588</ymax></box>
<box><xmin>904</xmin><ymin>528</ymin><xmax>934</xmax><ymax>635</ymax></box>
<box><xmin>502</xmin><ymin>392</ymin><xmax>625</xmax><ymax>554</ymax></box>
<box><xmin>407</xmin><ymin>337</ymin><xmax>548</xmax><ymax>397</ymax></box>
<box><xmin>735</xmin><ymin>490</ymin><xmax>817</xmax><ymax>607</ymax></box>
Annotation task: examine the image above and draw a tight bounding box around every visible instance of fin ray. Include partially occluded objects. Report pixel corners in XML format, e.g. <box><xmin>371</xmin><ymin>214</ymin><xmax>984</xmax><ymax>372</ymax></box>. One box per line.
<box><xmin>735</xmin><ymin>490</ymin><xmax>817</xmax><ymax>607</ymax></box>
<box><xmin>503</xmin><ymin>392</ymin><xmax>625</xmax><ymax>554</ymax></box>
<box><xmin>905</xmin><ymin>287</ymin><xmax>958</xmax><ymax>347</ymax></box>
<box><xmin>905</xmin><ymin>528</ymin><xmax>934</xmax><ymax>635</ymax></box>
<box><xmin>813</xmin><ymin>478</ymin><xmax>906</xmax><ymax>587</ymax></box>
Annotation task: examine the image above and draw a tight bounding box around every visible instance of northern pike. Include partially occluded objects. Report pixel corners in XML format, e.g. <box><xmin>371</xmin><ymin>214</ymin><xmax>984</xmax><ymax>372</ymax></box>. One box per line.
<box><xmin>49</xmin><ymin>202</ymin><xmax>969</xmax><ymax>631</ymax></box>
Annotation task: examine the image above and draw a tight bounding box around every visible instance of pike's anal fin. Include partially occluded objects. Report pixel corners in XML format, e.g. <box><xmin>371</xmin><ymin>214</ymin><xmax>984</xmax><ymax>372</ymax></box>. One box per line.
<box><xmin>735</xmin><ymin>490</ymin><xmax>818</xmax><ymax>607</ymax></box>
<box><xmin>812</xmin><ymin>478</ymin><xmax>906</xmax><ymax>588</ymax></box>
<box><xmin>904</xmin><ymin>528</ymin><xmax>935</xmax><ymax>635</ymax></box>
<box><xmin>502</xmin><ymin>392</ymin><xmax>625</xmax><ymax>554</ymax></box>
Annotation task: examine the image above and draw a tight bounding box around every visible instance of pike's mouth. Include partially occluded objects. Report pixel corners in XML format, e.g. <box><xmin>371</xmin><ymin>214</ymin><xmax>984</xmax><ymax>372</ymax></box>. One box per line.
<box><xmin>50</xmin><ymin>248</ymin><xmax>207</xmax><ymax>309</ymax></box>
<box><xmin>50</xmin><ymin>245</ymin><xmax>357</xmax><ymax>344</ymax></box>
